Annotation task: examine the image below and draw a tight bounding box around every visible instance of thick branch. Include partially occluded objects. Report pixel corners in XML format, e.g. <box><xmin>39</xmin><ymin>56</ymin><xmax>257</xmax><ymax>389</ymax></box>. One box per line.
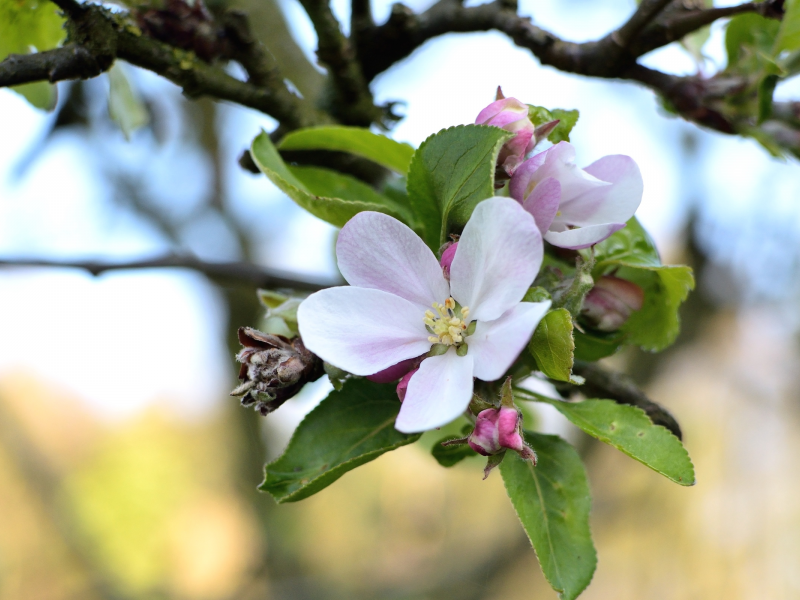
<box><xmin>611</xmin><ymin>0</ymin><xmax>673</xmax><ymax>50</ymax></box>
<box><xmin>297</xmin><ymin>0</ymin><xmax>380</xmax><ymax>125</ymax></box>
<box><xmin>0</xmin><ymin>2</ymin><xmax>331</xmax><ymax>130</ymax></box>
<box><xmin>0</xmin><ymin>256</ymin><xmax>341</xmax><ymax>292</ymax></box>
<box><xmin>568</xmin><ymin>361</ymin><xmax>683</xmax><ymax>440</ymax></box>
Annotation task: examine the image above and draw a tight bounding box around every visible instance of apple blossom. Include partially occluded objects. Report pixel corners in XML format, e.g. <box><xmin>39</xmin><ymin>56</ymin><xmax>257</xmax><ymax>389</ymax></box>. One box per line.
<box><xmin>475</xmin><ymin>88</ymin><xmax>537</xmax><ymax>177</ymax></box>
<box><xmin>509</xmin><ymin>141</ymin><xmax>643</xmax><ymax>249</ymax></box>
<box><xmin>581</xmin><ymin>275</ymin><xmax>644</xmax><ymax>331</ymax></box>
<box><xmin>297</xmin><ymin>197</ymin><xmax>551</xmax><ymax>433</ymax></box>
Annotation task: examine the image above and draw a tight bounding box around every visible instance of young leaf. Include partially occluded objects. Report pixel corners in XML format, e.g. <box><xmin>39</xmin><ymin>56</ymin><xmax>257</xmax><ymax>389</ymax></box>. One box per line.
<box><xmin>500</xmin><ymin>432</ymin><xmax>596</xmax><ymax>600</ymax></box>
<box><xmin>278</xmin><ymin>126</ymin><xmax>416</xmax><ymax>175</ymax></box>
<box><xmin>288</xmin><ymin>165</ymin><xmax>414</xmax><ymax>224</ymax></box>
<box><xmin>529</xmin><ymin>397</ymin><xmax>695</xmax><ymax>486</ymax></box>
<box><xmin>529</xmin><ymin>308</ymin><xmax>578</xmax><ymax>383</ymax></box>
<box><xmin>108</xmin><ymin>63</ymin><xmax>149</xmax><ymax>140</ymax></box>
<box><xmin>260</xmin><ymin>378</ymin><xmax>420</xmax><ymax>503</ymax></box>
<box><xmin>431</xmin><ymin>437</ymin><xmax>475</xmax><ymax>467</ymax></box>
<box><xmin>593</xmin><ymin>218</ymin><xmax>694</xmax><ymax>352</ymax></box>
<box><xmin>251</xmin><ymin>131</ymin><xmax>406</xmax><ymax>228</ymax></box>
<box><xmin>0</xmin><ymin>0</ymin><xmax>65</xmax><ymax>110</ymax></box>
<box><xmin>406</xmin><ymin>125</ymin><xmax>512</xmax><ymax>249</ymax></box>
<box><xmin>549</xmin><ymin>109</ymin><xmax>580</xmax><ymax>144</ymax></box>
<box><xmin>527</xmin><ymin>105</ymin><xmax>580</xmax><ymax>143</ymax></box>
<box><xmin>775</xmin><ymin>0</ymin><xmax>800</xmax><ymax>54</ymax></box>
<box><xmin>573</xmin><ymin>329</ymin><xmax>626</xmax><ymax>362</ymax></box>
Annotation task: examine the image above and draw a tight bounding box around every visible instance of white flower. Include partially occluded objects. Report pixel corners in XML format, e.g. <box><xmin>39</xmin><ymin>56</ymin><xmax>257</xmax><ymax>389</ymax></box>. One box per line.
<box><xmin>509</xmin><ymin>141</ymin><xmax>643</xmax><ymax>249</ymax></box>
<box><xmin>298</xmin><ymin>197</ymin><xmax>550</xmax><ymax>433</ymax></box>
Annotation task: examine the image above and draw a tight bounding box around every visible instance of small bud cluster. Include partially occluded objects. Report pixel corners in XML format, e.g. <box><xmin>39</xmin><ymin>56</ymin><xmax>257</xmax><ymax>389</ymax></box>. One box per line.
<box><xmin>441</xmin><ymin>378</ymin><xmax>537</xmax><ymax>479</ymax></box>
<box><xmin>231</xmin><ymin>327</ymin><xmax>324</xmax><ymax>415</ymax></box>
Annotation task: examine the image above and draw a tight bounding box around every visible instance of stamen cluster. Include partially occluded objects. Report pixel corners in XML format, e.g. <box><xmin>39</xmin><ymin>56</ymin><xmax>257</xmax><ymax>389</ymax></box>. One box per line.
<box><xmin>424</xmin><ymin>297</ymin><xmax>473</xmax><ymax>347</ymax></box>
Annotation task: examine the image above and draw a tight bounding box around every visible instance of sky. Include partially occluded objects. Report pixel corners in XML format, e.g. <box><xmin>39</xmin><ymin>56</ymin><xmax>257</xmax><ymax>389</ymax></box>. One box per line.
<box><xmin>2</xmin><ymin>0</ymin><xmax>800</xmax><ymax>424</ymax></box>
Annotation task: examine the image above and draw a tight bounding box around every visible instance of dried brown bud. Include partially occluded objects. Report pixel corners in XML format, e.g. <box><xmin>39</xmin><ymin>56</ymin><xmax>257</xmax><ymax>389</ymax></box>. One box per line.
<box><xmin>135</xmin><ymin>0</ymin><xmax>228</xmax><ymax>63</ymax></box>
<box><xmin>231</xmin><ymin>327</ymin><xmax>324</xmax><ymax>416</ymax></box>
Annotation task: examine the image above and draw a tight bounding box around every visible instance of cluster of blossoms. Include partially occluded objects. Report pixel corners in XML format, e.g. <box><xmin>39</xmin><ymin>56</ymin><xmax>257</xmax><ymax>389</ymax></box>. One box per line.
<box><xmin>241</xmin><ymin>91</ymin><xmax>647</xmax><ymax>472</ymax></box>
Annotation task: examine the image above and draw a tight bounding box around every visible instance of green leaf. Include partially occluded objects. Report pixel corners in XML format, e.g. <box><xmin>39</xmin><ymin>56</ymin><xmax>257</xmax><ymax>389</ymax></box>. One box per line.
<box><xmin>0</xmin><ymin>0</ymin><xmax>65</xmax><ymax>110</ymax></box>
<box><xmin>251</xmin><ymin>131</ymin><xmax>406</xmax><ymax>228</ymax></box>
<box><xmin>287</xmin><ymin>165</ymin><xmax>413</xmax><ymax>224</ymax></box>
<box><xmin>530</xmin><ymin>308</ymin><xmax>578</xmax><ymax>383</ymax></box>
<box><xmin>278</xmin><ymin>126</ymin><xmax>416</xmax><ymax>175</ymax></box>
<box><xmin>775</xmin><ymin>0</ymin><xmax>800</xmax><ymax>53</ymax></box>
<box><xmin>757</xmin><ymin>73</ymin><xmax>779</xmax><ymax>124</ymax></box>
<box><xmin>573</xmin><ymin>329</ymin><xmax>626</xmax><ymax>362</ymax></box>
<box><xmin>725</xmin><ymin>14</ymin><xmax>780</xmax><ymax>68</ymax></box>
<box><xmin>406</xmin><ymin>125</ymin><xmax>511</xmax><ymax>249</ymax></box>
<box><xmin>431</xmin><ymin>439</ymin><xmax>475</xmax><ymax>468</ymax></box>
<box><xmin>549</xmin><ymin>109</ymin><xmax>580</xmax><ymax>144</ymax></box>
<box><xmin>500</xmin><ymin>431</ymin><xmax>596</xmax><ymax>600</ymax></box>
<box><xmin>527</xmin><ymin>105</ymin><xmax>580</xmax><ymax>143</ymax></box>
<box><xmin>260</xmin><ymin>378</ymin><xmax>420</xmax><ymax>503</ymax></box>
<box><xmin>531</xmin><ymin>397</ymin><xmax>695</xmax><ymax>486</ymax></box>
<box><xmin>593</xmin><ymin>218</ymin><xmax>694</xmax><ymax>352</ymax></box>
<box><xmin>13</xmin><ymin>81</ymin><xmax>57</xmax><ymax>110</ymax></box>
<box><xmin>108</xmin><ymin>63</ymin><xmax>149</xmax><ymax>140</ymax></box>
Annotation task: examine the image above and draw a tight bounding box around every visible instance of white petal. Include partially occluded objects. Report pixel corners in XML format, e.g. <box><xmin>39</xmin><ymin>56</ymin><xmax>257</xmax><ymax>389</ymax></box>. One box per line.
<box><xmin>298</xmin><ymin>287</ymin><xmax>431</xmax><ymax>376</ymax></box>
<box><xmin>469</xmin><ymin>301</ymin><xmax>551</xmax><ymax>381</ymax></box>
<box><xmin>395</xmin><ymin>349</ymin><xmax>475</xmax><ymax>433</ymax></box>
<box><xmin>557</xmin><ymin>155</ymin><xmax>642</xmax><ymax>226</ymax></box>
<box><xmin>544</xmin><ymin>223</ymin><xmax>625</xmax><ymax>250</ymax></box>
<box><xmin>450</xmin><ymin>197</ymin><xmax>542</xmax><ymax>322</ymax></box>
<box><xmin>535</xmin><ymin>142</ymin><xmax>609</xmax><ymax>203</ymax></box>
<box><xmin>522</xmin><ymin>177</ymin><xmax>561</xmax><ymax>235</ymax></box>
<box><xmin>337</xmin><ymin>211</ymin><xmax>449</xmax><ymax>309</ymax></box>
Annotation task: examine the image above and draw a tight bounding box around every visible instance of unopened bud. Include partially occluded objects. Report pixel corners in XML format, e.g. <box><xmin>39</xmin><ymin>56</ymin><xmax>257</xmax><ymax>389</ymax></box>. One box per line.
<box><xmin>367</xmin><ymin>356</ymin><xmax>421</xmax><ymax>384</ymax></box>
<box><xmin>581</xmin><ymin>276</ymin><xmax>644</xmax><ymax>332</ymax></box>
<box><xmin>468</xmin><ymin>406</ymin><xmax>525</xmax><ymax>456</ymax></box>
<box><xmin>231</xmin><ymin>327</ymin><xmax>324</xmax><ymax>415</ymax></box>
<box><xmin>440</xmin><ymin>242</ymin><xmax>458</xmax><ymax>279</ymax></box>
<box><xmin>396</xmin><ymin>368</ymin><xmax>418</xmax><ymax>402</ymax></box>
<box><xmin>476</xmin><ymin>87</ymin><xmax>536</xmax><ymax>178</ymax></box>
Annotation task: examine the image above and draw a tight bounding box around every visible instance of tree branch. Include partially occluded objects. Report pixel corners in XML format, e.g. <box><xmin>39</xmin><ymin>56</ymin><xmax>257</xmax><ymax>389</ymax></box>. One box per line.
<box><xmin>611</xmin><ymin>0</ymin><xmax>673</xmax><ymax>50</ymax></box>
<box><xmin>297</xmin><ymin>0</ymin><xmax>380</xmax><ymax>126</ymax></box>
<box><xmin>0</xmin><ymin>2</ymin><xmax>331</xmax><ymax>131</ymax></box>
<box><xmin>0</xmin><ymin>256</ymin><xmax>341</xmax><ymax>292</ymax></box>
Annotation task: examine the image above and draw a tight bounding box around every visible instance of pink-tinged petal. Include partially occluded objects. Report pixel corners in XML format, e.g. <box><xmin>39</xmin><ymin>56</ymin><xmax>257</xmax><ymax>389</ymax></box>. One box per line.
<box><xmin>522</xmin><ymin>177</ymin><xmax>561</xmax><ymax>235</ymax></box>
<box><xmin>396</xmin><ymin>368</ymin><xmax>418</xmax><ymax>401</ymax></box>
<box><xmin>558</xmin><ymin>155</ymin><xmax>643</xmax><ymax>225</ymax></box>
<box><xmin>509</xmin><ymin>152</ymin><xmax>548</xmax><ymax>202</ymax></box>
<box><xmin>298</xmin><ymin>287</ymin><xmax>431</xmax><ymax>376</ymax></box>
<box><xmin>476</xmin><ymin>97</ymin><xmax>528</xmax><ymax>125</ymax></box>
<box><xmin>366</xmin><ymin>356</ymin><xmax>421</xmax><ymax>383</ymax></box>
<box><xmin>450</xmin><ymin>198</ymin><xmax>543</xmax><ymax>322</ymax></box>
<box><xmin>534</xmin><ymin>142</ymin><xmax>609</xmax><ymax>203</ymax></box>
<box><xmin>395</xmin><ymin>349</ymin><xmax>475</xmax><ymax>433</ymax></box>
<box><xmin>469</xmin><ymin>301</ymin><xmax>551</xmax><ymax>381</ymax></box>
<box><xmin>337</xmin><ymin>211</ymin><xmax>449</xmax><ymax>309</ymax></box>
<box><xmin>544</xmin><ymin>222</ymin><xmax>626</xmax><ymax>249</ymax></box>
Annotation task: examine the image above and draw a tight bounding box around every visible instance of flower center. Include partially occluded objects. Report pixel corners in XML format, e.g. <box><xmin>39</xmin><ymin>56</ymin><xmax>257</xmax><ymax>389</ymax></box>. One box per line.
<box><xmin>424</xmin><ymin>297</ymin><xmax>472</xmax><ymax>347</ymax></box>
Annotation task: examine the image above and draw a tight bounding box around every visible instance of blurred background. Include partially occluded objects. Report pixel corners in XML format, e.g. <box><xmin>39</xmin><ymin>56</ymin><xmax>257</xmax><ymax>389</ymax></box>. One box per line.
<box><xmin>2</xmin><ymin>0</ymin><xmax>800</xmax><ymax>598</ymax></box>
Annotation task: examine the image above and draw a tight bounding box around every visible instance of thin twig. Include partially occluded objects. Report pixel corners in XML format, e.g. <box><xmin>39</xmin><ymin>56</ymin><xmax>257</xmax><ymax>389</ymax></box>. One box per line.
<box><xmin>0</xmin><ymin>256</ymin><xmax>341</xmax><ymax>291</ymax></box>
<box><xmin>611</xmin><ymin>0</ymin><xmax>673</xmax><ymax>50</ymax></box>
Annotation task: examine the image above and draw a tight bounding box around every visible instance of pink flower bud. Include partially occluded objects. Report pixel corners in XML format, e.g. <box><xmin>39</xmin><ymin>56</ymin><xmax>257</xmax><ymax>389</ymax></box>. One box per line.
<box><xmin>396</xmin><ymin>367</ymin><xmax>418</xmax><ymax>402</ymax></box>
<box><xmin>581</xmin><ymin>275</ymin><xmax>644</xmax><ymax>332</ymax></box>
<box><xmin>475</xmin><ymin>88</ymin><xmax>535</xmax><ymax>176</ymax></box>
<box><xmin>367</xmin><ymin>357</ymin><xmax>419</xmax><ymax>384</ymax></box>
<box><xmin>439</xmin><ymin>242</ymin><xmax>458</xmax><ymax>279</ymax></box>
<box><xmin>468</xmin><ymin>406</ymin><xmax>525</xmax><ymax>456</ymax></box>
